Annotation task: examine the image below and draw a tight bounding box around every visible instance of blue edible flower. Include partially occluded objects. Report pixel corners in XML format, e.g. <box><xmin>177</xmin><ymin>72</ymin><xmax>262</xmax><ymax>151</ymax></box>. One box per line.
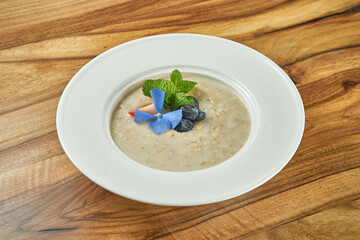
<box><xmin>134</xmin><ymin>89</ymin><xmax>182</xmax><ymax>134</ymax></box>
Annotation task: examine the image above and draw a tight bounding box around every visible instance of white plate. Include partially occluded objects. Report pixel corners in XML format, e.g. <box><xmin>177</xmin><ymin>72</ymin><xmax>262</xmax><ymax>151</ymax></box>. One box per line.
<box><xmin>57</xmin><ymin>33</ymin><xmax>304</xmax><ymax>206</ymax></box>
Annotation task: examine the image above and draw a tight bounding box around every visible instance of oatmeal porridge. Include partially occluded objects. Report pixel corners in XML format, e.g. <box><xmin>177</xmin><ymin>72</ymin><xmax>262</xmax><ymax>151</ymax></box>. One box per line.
<box><xmin>110</xmin><ymin>74</ymin><xmax>251</xmax><ymax>171</ymax></box>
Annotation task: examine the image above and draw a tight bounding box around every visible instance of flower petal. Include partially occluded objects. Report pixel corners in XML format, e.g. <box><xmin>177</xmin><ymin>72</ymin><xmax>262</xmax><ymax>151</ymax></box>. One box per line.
<box><xmin>163</xmin><ymin>109</ymin><xmax>182</xmax><ymax>128</ymax></box>
<box><xmin>134</xmin><ymin>109</ymin><xmax>157</xmax><ymax>122</ymax></box>
<box><xmin>150</xmin><ymin>88</ymin><xmax>165</xmax><ymax>114</ymax></box>
<box><xmin>149</xmin><ymin>117</ymin><xmax>171</xmax><ymax>134</ymax></box>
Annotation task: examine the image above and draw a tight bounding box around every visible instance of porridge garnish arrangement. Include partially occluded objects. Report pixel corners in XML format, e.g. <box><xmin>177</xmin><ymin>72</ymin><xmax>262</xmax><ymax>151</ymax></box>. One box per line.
<box><xmin>129</xmin><ymin>69</ymin><xmax>205</xmax><ymax>133</ymax></box>
<box><xmin>111</xmin><ymin>70</ymin><xmax>251</xmax><ymax>171</ymax></box>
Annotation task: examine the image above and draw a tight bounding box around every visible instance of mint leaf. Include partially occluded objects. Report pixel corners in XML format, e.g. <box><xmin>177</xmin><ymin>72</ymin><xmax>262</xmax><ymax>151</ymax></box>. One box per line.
<box><xmin>142</xmin><ymin>70</ymin><xmax>197</xmax><ymax>110</ymax></box>
<box><xmin>171</xmin><ymin>70</ymin><xmax>197</xmax><ymax>93</ymax></box>
<box><xmin>176</xmin><ymin>80</ymin><xmax>197</xmax><ymax>94</ymax></box>
<box><xmin>173</xmin><ymin>92</ymin><xmax>194</xmax><ymax>109</ymax></box>
<box><xmin>142</xmin><ymin>79</ymin><xmax>175</xmax><ymax>105</ymax></box>
<box><xmin>142</xmin><ymin>79</ymin><xmax>174</xmax><ymax>96</ymax></box>
<box><xmin>170</xmin><ymin>69</ymin><xmax>183</xmax><ymax>86</ymax></box>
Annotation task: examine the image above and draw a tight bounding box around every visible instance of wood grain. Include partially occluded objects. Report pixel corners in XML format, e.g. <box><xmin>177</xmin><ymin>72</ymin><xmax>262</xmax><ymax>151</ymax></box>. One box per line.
<box><xmin>1</xmin><ymin>0</ymin><xmax>360</xmax><ymax>239</ymax></box>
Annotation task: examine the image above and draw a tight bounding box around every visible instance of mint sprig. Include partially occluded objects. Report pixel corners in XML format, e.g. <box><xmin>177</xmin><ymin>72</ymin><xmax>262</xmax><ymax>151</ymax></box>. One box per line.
<box><xmin>142</xmin><ymin>70</ymin><xmax>197</xmax><ymax>110</ymax></box>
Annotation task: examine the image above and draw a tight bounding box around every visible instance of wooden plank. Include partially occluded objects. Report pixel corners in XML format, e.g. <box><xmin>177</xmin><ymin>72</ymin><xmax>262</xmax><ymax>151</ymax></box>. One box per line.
<box><xmin>241</xmin><ymin>198</ymin><xmax>360</xmax><ymax>240</ymax></box>
<box><xmin>0</xmin><ymin>0</ymin><xmax>358</xmax><ymax>62</ymax></box>
<box><xmin>1</xmin><ymin>167</ymin><xmax>358</xmax><ymax>239</ymax></box>
<box><xmin>0</xmin><ymin>0</ymin><xmax>286</xmax><ymax>50</ymax></box>
<box><xmin>243</xmin><ymin>12</ymin><xmax>360</xmax><ymax>66</ymax></box>
<box><xmin>0</xmin><ymin>59</ymin><xmax>89</xmax><ymax>114</ymax></box>
<box><xmin>0</xmin><ymin>97</ymin><xmax>58</xmax><ymax>151</ymax></box>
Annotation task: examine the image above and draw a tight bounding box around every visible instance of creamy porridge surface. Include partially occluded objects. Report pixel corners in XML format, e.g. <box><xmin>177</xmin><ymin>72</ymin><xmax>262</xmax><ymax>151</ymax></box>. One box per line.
<box><xmin>110</xmin><ymin>74</ymin><xmax>251</xmax><ymax>171</ymax></box>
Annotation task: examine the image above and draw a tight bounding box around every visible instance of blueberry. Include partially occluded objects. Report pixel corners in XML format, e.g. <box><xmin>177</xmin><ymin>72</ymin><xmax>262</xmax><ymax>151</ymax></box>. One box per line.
<box><xmin>193</xmin><ymin>111</ymin><xmax>205</xmax><ymax>122</ymax></box>
<box><xmin>188</xmin><ymin>96</ymin><xmax>199</xmax><ymax>109</ymax></box>
<box><xmin>181</xmin><ymin>105</ymin><xmax>199</xmax><ymax>121</ymax></box>
<box><xmin>175</xmin><ymin>119</ymin><xmax>193</xmax><ymax>132</ymax></box>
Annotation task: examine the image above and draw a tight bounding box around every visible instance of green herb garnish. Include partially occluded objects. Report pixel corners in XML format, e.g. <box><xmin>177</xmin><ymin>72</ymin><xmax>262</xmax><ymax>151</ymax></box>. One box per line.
<box><xmin>142</xmin><ymin>70</ymin><xmax>197</xmax><ymax>110</ymax></box>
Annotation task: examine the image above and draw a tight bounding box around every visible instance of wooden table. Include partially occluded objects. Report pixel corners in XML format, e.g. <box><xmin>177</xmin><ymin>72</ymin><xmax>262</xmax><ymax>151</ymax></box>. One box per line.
<box><xmin>1</xmin><ymin>1</ymin><xmax>360</xmax><ymax>239</ymax></box>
